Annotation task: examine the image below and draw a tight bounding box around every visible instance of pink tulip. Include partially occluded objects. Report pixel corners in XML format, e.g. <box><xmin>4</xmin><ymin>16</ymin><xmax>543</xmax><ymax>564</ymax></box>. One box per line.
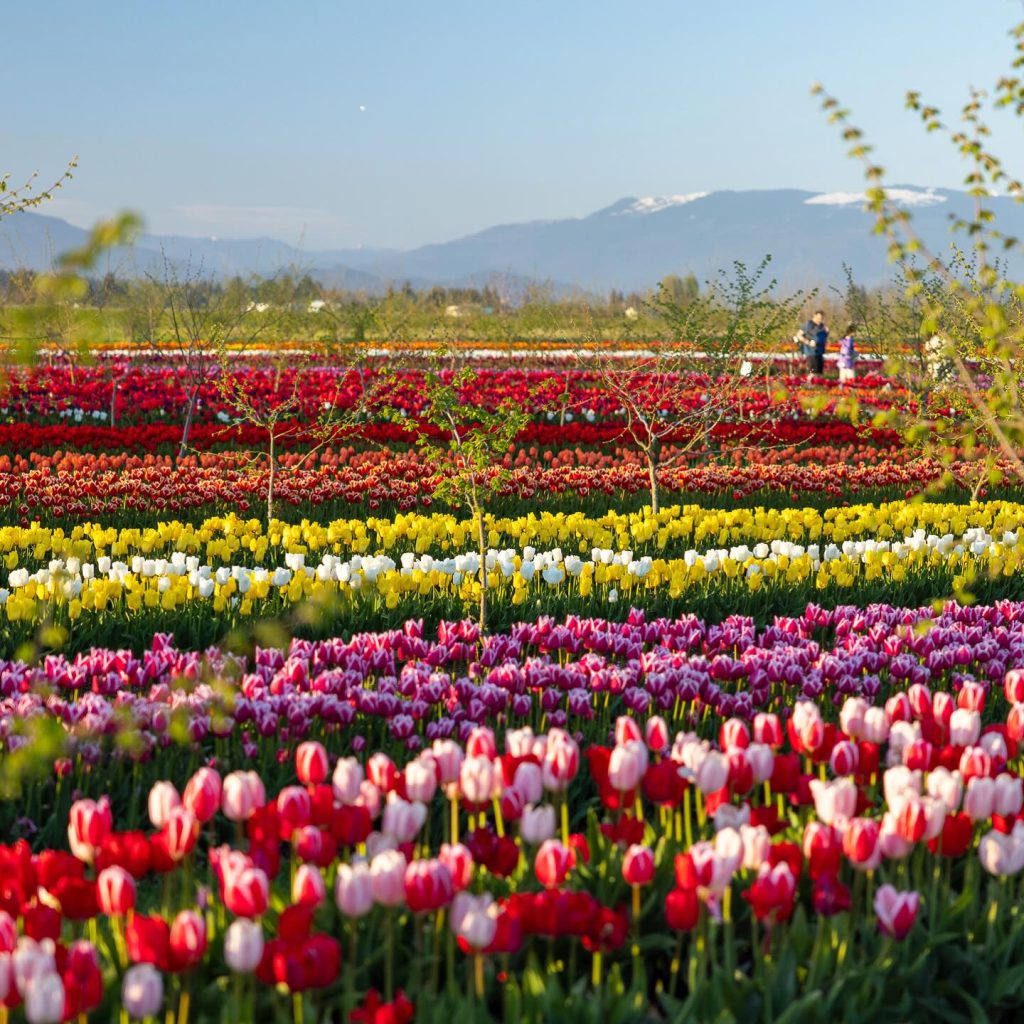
<box><xmin>719</xmin><ymin>718</ymin><xmax>750</xmax><ymax>751</ymax></box>
<box><xmin>842</xmin><ymin>817</ymin><xmax>881</xmax><ymax>871</ymax></box>
<box><xmin>183</xmin><ymin>767</ymin><xmax>222</xmax><ymax>824</ymax></box>
<box><xmin>1005</xmin><ymin>670</ymin><xmax>1024</xmax><ymax>705</ymax></box>
<box><xmin>874</xmin><ymin>884</ymin><xmax>919</xmax><ymax>939</ymax></box>
<box><xmin>404</xmin><ymin>858</ymin><xmax>454</xmax><ymax>913</ymax></box>
<box><xmin>614</xmin><ymin>717</ymin><xmax>643</xmax><ymax>746</ymax></box>
<box><xmin>829</xmin><ymin>740</ymin><xmax>859</xmax><ymax>777</ymax></box>
<box><xmin>67</xmin><ymin>796</ymin><xmax>112</xmax><ymax>864</ymax></box>
<box><xmin>224</xmin><ymin>919</ymin><xmax>265</xmax><ymax>974</ymax></box>
<box><xmin>645</xmin><ymin>716</ymin><xmax>670</xmax><ymax>752</ymax></box>
<box><xmin>431</xmin><ymin>740</ymin><xmax>464</xmax><ymax>786</ymax></box>
<box><xmin>520</xmin><ymin>804</ymin><xmax>556</xmax><ymax>845</ymax></box>
<box><xmin>163</xmin><ymin>807</ymin><xmax>198</xmax><ymax>862</ymax></box>
<box><xmin>332</xmin><ymin>758</ymin><xmax>364</xmax><ymax>804</ymax></box>
<box><xmin>450</xmin><ymin>892</ymin><xmax>499</xmax><ymax>951</ymax></box>
<box><xmin>276</xmin><ymin>786</ymin><xmax>312</xmax><ymax>836</ymax></box>
<box><xmin>694</xmin><ymin>750</ymin><xmax>728</xmax><ymax>795</ymax></box>
<box><xmin>622</xmin><ymin>845</ymin><xmax>655</xmax><ymax>886</ymax></box>
<box><xmin>459</xmin><ymin>756</ymin><xmax>496</xmax><ymax>805</ymax></box>
<box><xmin>292</xmin><ymin>865</ymin><xmax>327</xmax><ymax>908</ymax></box>
<box><xmin>993</xmin><ymin>774</ymin><xmax>1023</xmax><ymax>817</ymax></box>
<box><xmin>439</xmin><ymin>843</ymin><xmax>474</xmax><ymax>892</ymax></box>
<box><xmin>810</xmin><ymin>778</ymin><xmax>857</xmax><ymax>826</ymax></box>
<box><xmin>122</xmin><ymin>964</ymin><xmax>162</xmax><ymax>1018</ymax></box>
<box><xmin>223</xmin><ymin>867</ymin><xmax>270</xmax><ymax>918</ymax></box>
<box><xmin>370</xmin><ymin>850</ymin><xmax>407</xmax><ymax>907</ymax></box>
<box><xmin>335</xmin><ymin>863</ymin><xmax>374</xmax><ymax>917</ymax></box>
<box><xmin>404</xmin><ymin>755</ymin><xmax>438</xmax><ymax>803</ymax></box>
<box><xmin>535</xmin><ymin>840</ymin><xmax>574</xmax><ymax>889</ymax></box>
<box><xmin>512</xmin><ymin>762</ymin><xmax>543</xmax><ymax>804</ymax></box>
<box><xmin>295</xmin><ymin>742</ymin><xmax>329</xmax><ymax>786</ymax></box>
<box><xmin>381</xmin><ymin>796</ymin><xmax>427</xmax><ymax>843</ymax></box>
<box><xmin>608</xmin><ymin>741</ymin><xmax>648</xmax><ymax>792</ymax></box>
<box><xmin>752</xmin><ymin>712</ymin><xmax>783</xmax><ymax>748</ymax></box>
<box><xmin>466</xmin><ymin>727</ymin><xmax>497</xmax><ymax>760</ymax></box>
<box><xmin>746</xmin><ymin>743</ymin><xmax>774</xmax><ymax>784</ymax></box>
<box><xmin>949</xmin><ymin>709</ymin><xmax>981</xmax><ymax>747</ymax></box>
<box><xmin>221</xmin><ymin>771</ymin><xmax>265</xmax><ymax>822</ymax></box>
<box><xmin>542</xmin><ymin>730</ymin><xmax>580</xmax><ymax>792</ymax></box>
<box><xmin>97</xmin><ymin>866</ymin><xmax>136</xmax><ymax>916</ymax></box>
<box><xmin>148</xmin><ymin>782</ymin><xmax>181</xmax><ymax>829</ymax></box>
<box><xmin>862</xmin><ymin>707</ymin><xmax>890</xmax><ymax>745</ymax></box>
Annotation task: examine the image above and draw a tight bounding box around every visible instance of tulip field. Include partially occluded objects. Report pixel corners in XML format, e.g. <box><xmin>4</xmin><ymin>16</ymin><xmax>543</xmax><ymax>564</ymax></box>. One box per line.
<box><xmin>2</xmin><ymin>350</ymin><xmax>1024</xmax><ymax>1024</ymax></box>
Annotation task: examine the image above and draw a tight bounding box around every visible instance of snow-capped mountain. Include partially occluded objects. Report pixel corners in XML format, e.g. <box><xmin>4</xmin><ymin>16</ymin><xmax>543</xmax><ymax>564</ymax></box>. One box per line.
<box><xmin>1</xmin><ymin>187</ymin><xmax>1019</xmax><ymax>293</ymax></box>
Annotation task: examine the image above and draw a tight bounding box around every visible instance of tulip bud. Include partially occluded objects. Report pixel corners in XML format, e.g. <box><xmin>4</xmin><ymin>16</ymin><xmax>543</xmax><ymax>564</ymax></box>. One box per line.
<box><xmin>335</xmin><ymin>863</ymin><xmax>374</xmax><ymax>917</ymax></box>
<box><xmin>1006</xmin><ymin>669</ymin><xmax>1024</xmax><ymax>705</ymax></box>
<box><xmin>223</xmin><ymin>867</ymin><xmax>270</xmax><ymax>918</ymax></box>
<box><xmin>224</xmin><ymin>919</ymin><xmax>264</xmax><ymax>974</ymax></box>
<box><xmin>122</xmin><ymin>963</ymin><xmax>163</xmax><ymax>1019</ymax></box>
<box><xmin>97</xmin><ymin>866</ymin><xmax>136</xmax><ymax>916</ymax></box>
<box><xmin>367</xmin><ymin>753</ymin><xmax>399</xmax><ymax>794</ymax></box>
<box><xmin>459</xmin><ymin>756</ymin><xmax>496</xmax><ymax>805</ymax></box>
<box><xmin>404</xmin><ymin>858</ymin><xmax>454</xmax><ymax>913</ymax></box>
<box><xmin>609</xmin><ymin>741</ymin><xmax>649</xmax><ymax>792</ymax></box>
<box><xmin>542</xmin><ymin>730</ymin><xmax>579</xmax><ymax>792</ymax></box>
<box><xmin>147</xmin><ymin>782</ymin><xmax>181</xmax><ymax>830</ymax></box>
<box><xmin>381</xmin><ymin>796</ymin><xmax>427</xmax><ymax>844</ymax></box>
<box><xmin>614</xmin><ymin>717</ymin><xmax>643</xmax><ymax>746</ymax></box>
<box><xmin>450</xmin><ymin>892</ymin><xmax>499</xmax><ymax>951</ymax></box>
<box><xmin>68</xmin><ymin>797</ymin><xmax>113</xmax><ymax>864</ymax></box>
<box><xmin>829</xmin><ymin>740</ymin><xmax>859</xmax><ymax>777</ymax></box>
<box><xmin>993</xmin><ymin>774</ymin><xmax>1023</xmax><ymax>818</ymax></box>
<box><xmin>512</xmin><ymin>762</ymin><xmax>543</xmax><ymax>805</ymax></box>
<box><xmin>719</xmin><ymin>718</ymin><xmax>750</xmax><ymax>751</ymax></box>
<box><xmin>221</xmin><ymin>771</ymin><xmax>265</xmax><ymax>822</ymax></box>
<box><xmin>431</xmin><ymin>740</ymin><xmax>464</xmax><ymax>785</ymax></box>
<box><xmin>162</xmin><ymin>807</ymin><xmax>198</xmax><ymax>863</ymax></box>
<box><xmin>296</xmin><ymin>742</ymin><xmax>329</xmax><ymax>786</ymax></box>
<box><xmin>332</xmin><ymin>758</ymin><xmax>364</xmax><ymax>805</ymax></box>
<box><xmin>466</xmin><ymin>727</ymin><xmax>497</xmax><ymax>760</ymax></box>
<box><xmin>439</xmin><ymin>843</ymin><xmax>474</xmax><ymax>891</ymax></box>
<box><xmin>752</xmin><ymin>712</ymin><xmax>783</xmax><ymax>749</ymax></box>
<box><xmin>535</xmin><ymin>840</ymin><xmax>574</xmax><ymax>889</ymax></box>
<box><xmin>182</xmin><ymin>768</ymin><xmax>222</xmax><ymax>824</ymax></box>
<box><xmin>520</xmin><ymin>804</ymin><xmax>556</xmax><ymax>845</ymax></box>
<box><xmin>404</xmin><ymin>756</ymin><xmax>438</xmax><ymax>804</ymax></box>
<box><xmin>370</xmin><ymin>850</ymin><xmax>407</xmax><ymax>907</ymax></box>
<box><xmin>873</xmin><ymin>884</ymin><xmax>919</xmax><ymax>939</ymax></box>
<box><xmin>957</xmin><ymin>681</ymin><xmax>986</xmax><ymax>713</ymax></box>
<box><xmin>695</xmin><ymin>750</ymin><xmax>729</xmax><ymax>795</ymax></box>
<box><xmin>24</xmin><ymin>971</ymin><xmax>64</xmax><ymax>1024</ymax></box>
<box><xmin>645</xmin><ymin>716</ymin><xmax>670</xmax><ymax>752</ymax></box>
<box><xmin>949</xmin><ymin>708</ymin><xmax>981</xmax><ymax>747</ymax></box>
<box><xmin>169</xmin><ymin>911</ymin><xmax>206</xmax><ymax>970</ymax></box>
<box><xmin>276</xmin><ymin>786</ymin><xmax>312</xmax><ymax>837</ymax></box>
<box><xmin>622</xmin><ymin>844</ymin><xmax>655</xmax><ymax>886</ymax></box>
<box><xmin>842</xmin><ymin>817</ymin><xmax>881</xmax><ymax>871</ymax></box>
<box><xmin>292</xmin><ymin>864</ymin><xmax>327</xmax><ymax>908</ymax></box>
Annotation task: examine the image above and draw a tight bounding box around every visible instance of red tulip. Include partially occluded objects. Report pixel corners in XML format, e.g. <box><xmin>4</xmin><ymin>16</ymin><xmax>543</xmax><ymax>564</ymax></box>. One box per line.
<box><xmin>534</xmin><ymin>840</ymin><xmax>574</xmax><ymax>889</ymax></box>
<box><xmin>622</xmin><ymin>845</ymin><xmax>655</xmax><ymax>886</ymax></box>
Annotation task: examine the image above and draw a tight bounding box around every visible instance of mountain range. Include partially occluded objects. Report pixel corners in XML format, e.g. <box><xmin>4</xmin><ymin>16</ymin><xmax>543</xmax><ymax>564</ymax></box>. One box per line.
<box><xmin>0</xmin><ymin>186</ymin><xmax>1019</xmax><ymax>294</ymax></box>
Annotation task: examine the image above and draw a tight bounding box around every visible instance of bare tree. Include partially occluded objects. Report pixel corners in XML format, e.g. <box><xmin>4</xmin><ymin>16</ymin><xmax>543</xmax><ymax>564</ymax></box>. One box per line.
<box><xmin>576</xmin><ymin>257</ymin><xmax>806</xmax><ymax>512</ymax></box>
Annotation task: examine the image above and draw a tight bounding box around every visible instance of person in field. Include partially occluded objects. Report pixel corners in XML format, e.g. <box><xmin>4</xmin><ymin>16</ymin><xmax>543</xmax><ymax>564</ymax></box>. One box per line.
<box><xmin>838</xmin><ymin>324</ymin><xmax>857</xmax><ymax>384</ymax></box>
<box><xmin>796</xmin><ymin>310</ymin><xmax>829</xmax><ymax>378</ymax></box>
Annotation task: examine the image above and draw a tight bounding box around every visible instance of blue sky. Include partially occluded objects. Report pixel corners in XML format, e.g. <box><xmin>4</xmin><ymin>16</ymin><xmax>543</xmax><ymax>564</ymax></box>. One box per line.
<box><xmin>5</xmin><ymin>0</ymin><xmax>1023</xmax><ymax>249</ymax></box>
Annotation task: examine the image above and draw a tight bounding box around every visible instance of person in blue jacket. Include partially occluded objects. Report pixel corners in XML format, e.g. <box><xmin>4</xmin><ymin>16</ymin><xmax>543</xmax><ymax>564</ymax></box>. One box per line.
<box><xmin>800</xmin><ymin>310</ymin><xmax>829</xmax><ymax>376</ymax></box>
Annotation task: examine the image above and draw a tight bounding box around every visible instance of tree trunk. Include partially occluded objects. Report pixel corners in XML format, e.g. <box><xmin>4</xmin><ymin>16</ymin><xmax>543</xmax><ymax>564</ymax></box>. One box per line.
<box><xmin>476</xmin><ymin>504</ymin><xmax>488</xmax><ymax>635</ymax></box>
<box><xmin>646</xmin><ymin>452</ymin><xmax>660</xmax><ymax>514</ymax></box>
<box><xmin>178</xmin><ymin>385</ymin><xmax>199</xmax><ymax>461</ymax></box>
<box><xmin>267</xmin><ymin>431</ymin><xmax>276</xmax><ymax>526</ymax></box>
